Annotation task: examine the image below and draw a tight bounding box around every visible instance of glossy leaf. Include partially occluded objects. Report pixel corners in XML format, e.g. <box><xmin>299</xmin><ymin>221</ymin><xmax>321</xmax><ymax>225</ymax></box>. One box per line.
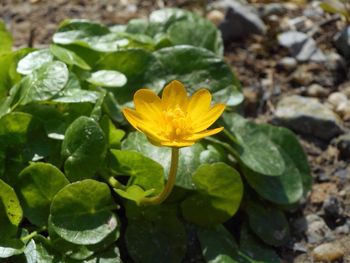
<box><xmin>181</xmin><ymin>163</ymin><xmax>243</xmax><ymax>226</ymax></box>
<box><xmin>87</xmin><ymin>70</ymin><xmax>127</xmax><ymax>87</ymax></box>
<box><xmin>61</xmin><ymin>116</ymin><xmax>107</xmax><ymax>181</ymax></box>
<box><xmin>17</xmin><ymin>61</ymin><xmax>69</xmax><ymax>106</ymax></box>
<box><xmin>16</xmin><ymin>49</ymin><xmax>54</xmax><ymax>75</ymax></box>
<box><xmin>50</xmin><ymin>44</ymin><xmax>91</xmax><ymax>70</ymax></box>
<box><xmin>50</xmin><ymin>179</ymin><xmax>118</xmax><ymax>245</ymax></box>
<box><xmin>222</xmin><ymin>113</ymin><xmax>285</xmax><ymax>176</ymax></box>
<box><xmin>16</xmin><ymin>162</ymin><xmax>69</xmax><ymax>227</ymax></box>
<box><xmin>0</xmin><ymin>239</ymin><xmax>25</xmax><ymax>258</ymax></box>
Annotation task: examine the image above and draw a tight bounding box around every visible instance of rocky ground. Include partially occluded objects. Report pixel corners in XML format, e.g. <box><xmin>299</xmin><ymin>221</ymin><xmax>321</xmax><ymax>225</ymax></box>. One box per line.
<box><xmin>1</xmin><ymin>0</ymin><xmax>350</xmax><ymax>262</ymax></box>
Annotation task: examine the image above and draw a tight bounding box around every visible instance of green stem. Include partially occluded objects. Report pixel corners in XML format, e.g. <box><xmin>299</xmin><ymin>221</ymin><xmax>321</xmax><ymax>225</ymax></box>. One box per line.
<box><xmin>108</xmin><ymin>176</ymin><xmax>126</xmax><ymax>190</ymax></box>
<box><xmin>140</xmin><ymin>147</ymin><xmax>179</xmax><ymax>206</ymax></box>
<box><xmin>21</xmin><ymin>226</ymin><xmax>47</xmax><ymax>242</ymax></box>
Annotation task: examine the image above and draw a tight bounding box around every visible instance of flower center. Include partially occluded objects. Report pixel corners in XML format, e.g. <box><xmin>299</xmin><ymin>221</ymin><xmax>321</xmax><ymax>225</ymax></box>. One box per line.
<box><xmin>161</xmin><ymin>106</ymin><xmax>191</xmax><ymax>140</ymax></box>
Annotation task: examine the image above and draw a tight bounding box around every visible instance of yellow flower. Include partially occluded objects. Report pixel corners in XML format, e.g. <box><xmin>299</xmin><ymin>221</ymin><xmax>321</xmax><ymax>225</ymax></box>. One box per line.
<box><xmin>122</xmin><ymin>80</ymin><xmax>225</xmax><ymax>147</ymax></box>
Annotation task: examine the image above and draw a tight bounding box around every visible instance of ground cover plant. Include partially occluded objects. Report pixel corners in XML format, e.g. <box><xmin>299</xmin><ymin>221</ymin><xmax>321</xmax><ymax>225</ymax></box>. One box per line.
<box><xmin>0</xmin><ymin>8</ymin><xmax>311</xmax><ymax>263</ymax></box>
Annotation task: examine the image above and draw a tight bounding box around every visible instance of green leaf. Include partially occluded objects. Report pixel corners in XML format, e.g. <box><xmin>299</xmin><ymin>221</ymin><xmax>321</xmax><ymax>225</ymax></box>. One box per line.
<box><xmin>50</xmin><ymin>179</ymin><xmax>118</xmax><ymax>245</ymax></box>
<box><xmin>181</xmin><ymin>163</ymin><xmax>243</xmax><ymax>226</ymax></box>
<box><xmin>0</xmin><ymin>112</ymin><xmax>51</xmax><ymax>185</ymax></box>
<box><xmin>16</xmin><ymin>162</ymin><xmax>69</xmax><ymax>227</ymax></box>
<box><xmin>239</xmin><ymin>224</ymin><xmax>280</xmax><ymax>263</ymax></box>
<box><xmin>245</xmin><ymin>201</ymin><xmax>290</xmax><ymax>246</ymax></box>
<box><xmin>96</xmin><ymin>46</ymin><xmax>242</xmax><ymax>108</ymax></box>
<box><xmin>99</xmin><ymin>115</ymin><xmax>125</xmax><ymax>149</ymax></box>
<box><xmin>16</xmin><ymin>61</ymin><xmax>69</xmax><ymax>106</ymax></box>
<box><xmin>61</xmin><ymin>116</ymin><xmax>107</xmax><ymax>182</ymax></box>
<box><xmin>197</xmin><ymin>225</ymin><xmax>239</xmax><ymax>263</ymax></box>
<box><xmin>0</xmin><ymin>48</ymin><xmax>33</xmax><ymax>99</ymax></box>
<box><xmin>24</xmin><ymin>235</ymin><xmax>62</xmax><ymax>263</ymax></box>
<box><xmin>167</xmin><ymin>15</ymin><xmax>223</xmax><ymax>55</ymax></box>
<box><xmin>108</xmin><ymin>149</ymin><xmax>164</xmax><ymax>194</ymax></box>
<box><xmin>48</xmin><ymin>216</ymin><xmax>120</xmax><ymax>261</ymax></box>
<box><xmin>87</xmin><ymin>70</ymin><xmax>127</xmax><ymax>87</ymax></box>
<box><xmin>52</xmin><ymin>72</ymin><xmax>100</xmax><ymax>104</ymax></box>
<box><xmin>0</xmin><ymin>239</ymin><xmax>25</xmax><ymax>258</ymax></box>
<box><xmin>83</xmin><ymin>245</ymin><xmax>122</xmax><ymax>263</ymax></box>
<box><xmin>258</xmin><ymin>124</ymin><xmax>312</xmax><ymax>198</ymax></box>
<box><xmin>222</xmin><ymin>113</ymin><xmax>285</xmax><ymax>176</ymax></box>
<box><xmin>151</xmin><ymin>46</ymin><xmax>242</xmax><ymax>106</ymax></box>
<box><xmin>50</xmin><ymin>44</ymin><xmax>91</xmax><ymax>70</ymax></box>
<box><xmin>0</xmin><ymin>20</ymin><xmax>13</xmax><ymax>54</ymax></box>
<box><xmin>0</xmin><ymin>179</ymin><xmax>23</xmax><ymax>238</ymax></box>
<box><xmin>16</xmin><ymin>49</ymin><xmax>54</xmax><ymax>75</ymax></box>
<box><xmin>125</xmin><ymin>205</ymin><xmax>186</xmax><ymax>263</ymax></box>
<box><xmin>320</xmin><ymin>1</ymin><xmax>350</xmax><ymax>20</ymax></box>
<box><xmin>115</xmin><ymin>185</ymin><xmax>155</xmax><ymax>205</ymax></box>
<box><xmin>122</xmin><ymin>132</ymin><xmax>224</xmax><ymax>189</ymax></box>
<box><xmin>53</xmin><ymin>19</ymin><xmax>110</xmax><ymax>46</ymax></box>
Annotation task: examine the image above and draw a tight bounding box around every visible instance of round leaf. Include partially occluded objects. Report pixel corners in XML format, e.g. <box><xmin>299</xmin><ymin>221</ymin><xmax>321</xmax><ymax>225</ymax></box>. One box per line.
<box><xmin>197</xmin><ymin>225</ymin><xmax>238</xmax><ymax>263</ymax></box>
<box><xmin>50</xmin><ymin>44</ymin><xmax>91</xmax><ymax>70</ymax></box>
<box><xmin>0</xmin><ymin>239</ymin><xmax>25</xmax><ymax>258</ymax></box>
<box><xmin>167</xmin><ymin>16</ymin><xmax>223</xmax><ymax>55</ymax></box>
<box><xmin>246</xmin><ymin>201</ymin><xmax>290</xmax><ymax>246</ymax></box>
<box><xmin>87</xmin><ymin>70</ymin><xmax>127</xmax><ymax>87</ymax></box>
<box><xmin>125</xmin><ymin>205</ymin><xmax>186</xmax><ymax>263</ymax></box>
<box><xmin>17</xmin><ymin>162</ymin><xmax>69</xmax><ymax>227</ymax></box>
<box><xmin>181</xmin><ymin>163</ymin><xmax>243</xmax><ymax>226</ymax></box>
<box><xmin>50</xmin><ymin>179</ymin><xmax>118</xmax><ymax>245</ymax></box>
<box><xmin>16</xmin><ymin>49</ymin><xmax>53</xmax><ymax>75</ymax></box>
<box><xmin>222</xmin><ymin>113</ymin><xmax>285</xmax><ymax>176</ymax></box>
<box><xmin>242</xmin><ymin>150</ymin><xmax>303</xmax><ymax>205</ymax></box>
<box><xmin>61</xmin><ymin>116</ymin><xmax>107</xmax><ymax>182</ymax></box>
<box><xmin>17</xmin><ymin>61</ymin><xmax>69</xmax><ymax>105</ymax></box>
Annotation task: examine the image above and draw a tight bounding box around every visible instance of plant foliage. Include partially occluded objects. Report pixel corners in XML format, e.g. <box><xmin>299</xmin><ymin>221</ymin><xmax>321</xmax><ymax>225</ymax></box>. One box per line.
<box><xmin>0</xmin><ymin>9</ymin><xmax>311</xmax><ymax>262</ymax></box>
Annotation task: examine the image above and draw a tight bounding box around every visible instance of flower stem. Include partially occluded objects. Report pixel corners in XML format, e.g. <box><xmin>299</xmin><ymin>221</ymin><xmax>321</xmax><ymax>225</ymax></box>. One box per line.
<box><xmin>21</xmin><ymin>226</ymin><xmax>47</xmax><ymax>242</ymax></box>
<box><xmin>140</xmin><ymin>147</ymin><xmax>179</xmax><ymax>206</ymax></box>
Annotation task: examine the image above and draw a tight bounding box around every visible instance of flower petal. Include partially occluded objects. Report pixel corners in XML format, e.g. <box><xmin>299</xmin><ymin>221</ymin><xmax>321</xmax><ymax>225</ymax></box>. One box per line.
<box><xmin>191</xmin><ymin>103</ymin><xmax>226</xmax><ymax>132</ymax></box>
<box><xmin>185</xmin><ymin>127</ymin><xmax>224</xmax><ymax>141</ymax></box>
<box><xmin>161</xmin><ymin>80</ymin><xmax>188</xmax><ymax>110</ymax></box>
<box><xmin>122</xmin><ymin>108</ymin><xmax>144</xmax><ymax>132</ymax></box>
<box><xmin>139</xmin><ymin>125</ymin><xmax>167</xmax><ymax>144</ymax></box>
<box><xmin>160</xmin><ymin>140</ymin><xmax>195</xmax><ymax>147</ymax></box>
<box><xmin>188</xmin><ymin>89</ymin><xmax>211</xmax><ymax>121</ymax></box>
<box><xmin>134</xmin><ymin>89</ymin><xmax>163</xmax><ymax>123</ymax></box>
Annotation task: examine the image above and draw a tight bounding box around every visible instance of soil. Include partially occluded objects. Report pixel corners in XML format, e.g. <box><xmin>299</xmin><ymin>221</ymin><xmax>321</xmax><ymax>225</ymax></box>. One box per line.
<box><xmin>1</xmin><ymin>0</ymin><xmax>350</xmax><ymax>262</ymax></box>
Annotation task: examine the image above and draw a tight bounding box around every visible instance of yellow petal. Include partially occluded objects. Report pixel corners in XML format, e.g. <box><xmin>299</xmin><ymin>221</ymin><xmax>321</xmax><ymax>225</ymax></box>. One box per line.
<box><xmin>138</xmin><ymin>124</ymin><xmax>167</xmax><ymax>144</ymax></box>
<box><xmin>192</xmin><ymin>103</ymin><xmax>226</xmax><ymax>132</ymax></box>
<box><xmin>161</xmin><ymin>80</ymin><xmax>188</xmax><ymax>110</ymax></box>
<box><xmin>160</xmin><ymin>140</ymin><xmax>195</xmax><ymax>147</ymax></box>
<box><xmin>185</xmin><ymin>127</ymin><xmax>224</xmax><ymax>141</ymax></box>
<box><xmin>134</xmin><ymin>89</ymin><xmax>163</xmax><ymax>123</ymax></box>
<box><xmin>188</xmin><ymin>89</ymin><xmax>211</xmax><ymax>121</ymax></box>
<box><xmin>122</xmin><ymin>108</ymin><xmax>144</xmax><ymax>132</ymax></box>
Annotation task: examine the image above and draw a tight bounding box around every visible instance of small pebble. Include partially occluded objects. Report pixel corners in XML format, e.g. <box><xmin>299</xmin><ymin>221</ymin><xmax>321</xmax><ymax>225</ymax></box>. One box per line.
<box><xmin>277</xmin><ymin>57</ymin><xmax>297</xmax><ymax>71</ymax></box>
<box><xmin>307</xmin><ymin>84</ymin><xmax>329</xmax><ymax>98</ymax></box>
<box><xmin>322</xmin><ymin>196</ymin><xmax>342</xmax><ymax>218</ymax></box>
<box><xmin>327</xmin><ymin>92</ymin><xmax>348</xmax><ymax>108</ymax></box>
<box><xmin>206</xmin><ymin>10</ymin><xmax>225</xmax><ymax>26</ymax></box>
<box><xmin>312</xmin><ymin>242</ymin><xmax>344</xmax><ymax>262</ymax></box>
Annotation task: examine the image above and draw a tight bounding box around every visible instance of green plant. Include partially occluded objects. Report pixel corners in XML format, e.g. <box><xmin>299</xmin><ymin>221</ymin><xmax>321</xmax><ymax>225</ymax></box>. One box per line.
<box><xmin>320</xmin><ymin>0</ymin><xmax>350</xmax><ymax>23</ymax></box>
<box><xmin>0</xmin><ymin>8</ymin><xmax>311</xmax><ymax>263</ymax></box>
